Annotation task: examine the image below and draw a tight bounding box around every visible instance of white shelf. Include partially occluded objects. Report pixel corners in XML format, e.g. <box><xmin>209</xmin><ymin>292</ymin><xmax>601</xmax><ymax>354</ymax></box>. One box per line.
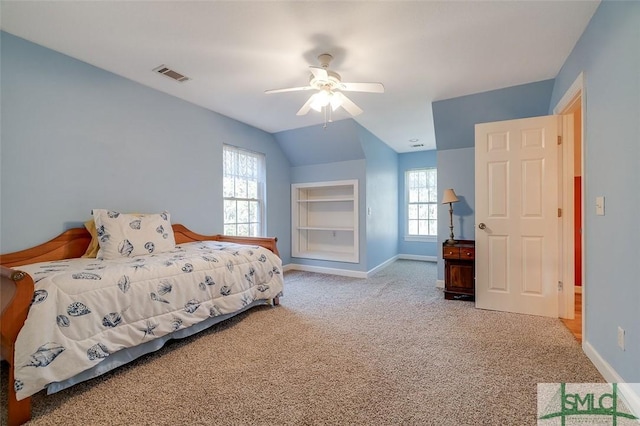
<box><xmin>297</xmin><ymin>198</ymin><xmax>355</xmax><ymax>203</ymax></box>
<box><xmin>292</xmin><ymin>250</ymin><xmax>358</xmax><ymax>263</ymax></box>
<box><xmin>292</xmin><ymin>180</ymin><xmax>359</xmax><ymax>264</ymax></box>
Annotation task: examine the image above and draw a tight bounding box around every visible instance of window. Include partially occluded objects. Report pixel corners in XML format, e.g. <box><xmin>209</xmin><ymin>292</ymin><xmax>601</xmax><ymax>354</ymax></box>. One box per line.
<box><xmin>405</xmin><ymin>168</ymin><xmax>437</xmax><ymax>239</ymax></box>
<box><xmin>223</xmin><ymin>145</ymin><xmax>265</xmax><ymax>236</ymax></box>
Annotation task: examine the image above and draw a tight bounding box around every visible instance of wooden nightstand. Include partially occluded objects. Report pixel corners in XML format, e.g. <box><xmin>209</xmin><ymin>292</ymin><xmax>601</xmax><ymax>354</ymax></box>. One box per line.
<box><xmin>443</xmin><ymin>240</ymin><xmax>475</xmax><ymax>300</ymax></box>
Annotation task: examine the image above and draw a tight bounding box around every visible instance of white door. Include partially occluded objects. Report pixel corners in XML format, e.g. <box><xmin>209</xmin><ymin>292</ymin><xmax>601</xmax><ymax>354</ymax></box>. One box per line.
<box><xmin>475</xmin><ymin>115</ymin><xmax>559</xmax><ymax>317</ymax></box>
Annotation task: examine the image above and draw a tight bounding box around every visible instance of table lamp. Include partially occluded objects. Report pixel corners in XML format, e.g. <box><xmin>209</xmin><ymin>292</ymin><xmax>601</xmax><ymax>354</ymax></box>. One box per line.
<box><xmin>442</xmin><ymin>188</ymin><xmax>460</xmax><ymax>245</ymax></box>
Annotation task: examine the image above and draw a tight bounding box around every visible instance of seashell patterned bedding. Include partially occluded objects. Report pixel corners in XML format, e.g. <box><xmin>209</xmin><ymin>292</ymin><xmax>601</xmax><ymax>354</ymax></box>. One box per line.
<box><xmin>11</xmin><ymin>240</ymin><xmax>283</xmax><ymax>401</ymax></box>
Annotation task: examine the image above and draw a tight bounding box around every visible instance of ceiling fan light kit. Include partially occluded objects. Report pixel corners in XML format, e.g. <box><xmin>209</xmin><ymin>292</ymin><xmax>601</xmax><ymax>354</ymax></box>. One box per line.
<box><xmin>265</xmin><ymin>53</ymin><xmax>384</xmax><ymax>125</ymax></box>
<box><xmin>309</xmin><ymin>90</ymin><xmax>342</xmax><ymax>112</ymax></box>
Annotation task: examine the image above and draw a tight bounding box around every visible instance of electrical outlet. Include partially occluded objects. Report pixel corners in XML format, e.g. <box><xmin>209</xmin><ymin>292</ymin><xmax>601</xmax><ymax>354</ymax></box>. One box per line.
<box><xmin>617</xmin><ymin>326</ymin><xmax>625</xmax><ymax>350</ymax></box>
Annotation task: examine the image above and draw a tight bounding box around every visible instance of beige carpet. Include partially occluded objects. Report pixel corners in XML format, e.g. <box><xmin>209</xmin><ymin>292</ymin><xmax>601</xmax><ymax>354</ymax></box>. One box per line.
<box><xmin>1</xmin><ymin>260</ymin><xmax>603</xmax><ymax>425</ymax></box>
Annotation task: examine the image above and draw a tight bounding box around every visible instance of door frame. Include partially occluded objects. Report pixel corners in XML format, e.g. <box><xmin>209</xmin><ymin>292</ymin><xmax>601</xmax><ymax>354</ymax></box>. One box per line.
<box><xmin>553</xmin><ymin>73</ymin><xmax>585</xmax><ymax>330</ymax></box>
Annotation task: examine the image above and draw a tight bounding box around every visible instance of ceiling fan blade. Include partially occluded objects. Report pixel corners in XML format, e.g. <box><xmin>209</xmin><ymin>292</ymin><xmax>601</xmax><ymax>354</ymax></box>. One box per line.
<box><xmin>296</xmin><ymin>94</ymin><xmax>316</xmax><ymax>116</ymax></box>
<box><xmin>339</xmin><ymin>82</ymin><xmax>385</xmax><ymax>93</ymax></box>
<box><xmin>334</xmin><ymin>92</ymin><xmax>363</xmax><ymax>116</ymax></box>
<box><xmin>309</xmin><ymin>66</ymin><xmax>328</xmax><ymax>81</ymax></box>
<box><xmin>265</xmin><ymin>86</ymin><xmax>314</xmax><ymax>94</ymax></box>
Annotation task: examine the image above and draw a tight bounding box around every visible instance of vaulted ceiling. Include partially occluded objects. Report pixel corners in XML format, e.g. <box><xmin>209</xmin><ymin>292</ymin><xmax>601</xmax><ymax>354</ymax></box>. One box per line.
<box><xmin>0</xmin><ymin>1</ymin><xmax>600</xmax><ymax>152</ymax></box>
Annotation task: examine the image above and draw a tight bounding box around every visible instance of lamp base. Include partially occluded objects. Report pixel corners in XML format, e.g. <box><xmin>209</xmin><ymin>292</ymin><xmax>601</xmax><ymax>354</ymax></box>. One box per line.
<box><xmin>445</xmin><ymin>238</ymin><xmax>457</xmax><ymax>245</ymax></box>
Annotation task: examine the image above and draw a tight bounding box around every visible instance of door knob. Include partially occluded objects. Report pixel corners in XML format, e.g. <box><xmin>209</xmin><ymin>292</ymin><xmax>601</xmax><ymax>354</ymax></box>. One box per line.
<box><xmin>478</xmin><ymin>223</ymin><xmax>486</xmax><ymax>230</ymax></box>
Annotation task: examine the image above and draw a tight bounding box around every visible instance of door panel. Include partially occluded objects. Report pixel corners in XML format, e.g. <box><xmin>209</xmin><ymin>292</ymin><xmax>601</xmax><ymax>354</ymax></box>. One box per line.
<box><xmin>488</xmin><ymin>236</ymin><xmax>508</xmax><ymax>292</ymax></box>
<box><xmin>475</xmin><ymin>115</ymin><xmax>559</xmax><ymax>317</ymax></box>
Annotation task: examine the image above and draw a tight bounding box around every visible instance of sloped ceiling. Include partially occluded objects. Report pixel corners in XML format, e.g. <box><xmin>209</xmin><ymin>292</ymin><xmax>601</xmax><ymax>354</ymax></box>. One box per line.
<box><xmin>0</xmin><ymin>1</ymin><xmax>600</xmax><ymax>152</ymax></box>
<box><xmin>275</xmin><ymin>119</ymin><xmax>364</xmax><ymax>167</ymax></box>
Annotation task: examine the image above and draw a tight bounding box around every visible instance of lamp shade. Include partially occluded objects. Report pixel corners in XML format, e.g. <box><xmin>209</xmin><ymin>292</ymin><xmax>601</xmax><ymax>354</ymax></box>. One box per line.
<box><xmin>441</xmin><ymin>188</ymin><xmax>459</xmax><ymax>204</ymax></box>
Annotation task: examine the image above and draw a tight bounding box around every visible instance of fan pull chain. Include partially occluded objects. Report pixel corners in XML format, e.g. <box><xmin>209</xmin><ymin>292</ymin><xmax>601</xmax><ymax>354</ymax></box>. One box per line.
<box><xmin>323</xmin><ymin>106</ymin><xmax>328</xmax><ymax>129</ymax></box>
<box><xmin>321</xmin><ymin>102</ymin><xmax>335</xmax><ymax>130</ymax></box>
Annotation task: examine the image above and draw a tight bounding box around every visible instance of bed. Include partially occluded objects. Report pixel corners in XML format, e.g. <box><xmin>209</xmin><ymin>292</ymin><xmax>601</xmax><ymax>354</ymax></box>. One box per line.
<box><xmin>1</xmin><ymin>214</ymin><xmax>283</xmax><ymax>426</ymax></box>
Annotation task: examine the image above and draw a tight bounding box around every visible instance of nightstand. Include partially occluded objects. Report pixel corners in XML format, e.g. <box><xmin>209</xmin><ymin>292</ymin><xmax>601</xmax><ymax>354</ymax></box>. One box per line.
<box><xmin>443</xmin><ymin>240</ymin><xmax>475</xmax><ymax>300</ymax></box>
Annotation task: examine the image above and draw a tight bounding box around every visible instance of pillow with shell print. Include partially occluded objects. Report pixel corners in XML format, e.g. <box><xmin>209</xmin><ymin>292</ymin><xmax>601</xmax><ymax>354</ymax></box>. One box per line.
<box><xmin>92</xmin><ymin>209</ymin><xmax>176</xmax><ymax>260</ymax></box>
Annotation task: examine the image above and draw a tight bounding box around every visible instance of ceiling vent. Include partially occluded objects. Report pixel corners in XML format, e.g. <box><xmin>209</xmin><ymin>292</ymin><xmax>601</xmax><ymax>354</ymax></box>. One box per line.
<box><xmin>410</xmin><ymin>143</ymin><xmax>424</xmax><ymax>148</ymax></box>
<box><xmin>153</xmin><ymin>65</ymin><xmax>190</xmax><ymax>82</ymax></box>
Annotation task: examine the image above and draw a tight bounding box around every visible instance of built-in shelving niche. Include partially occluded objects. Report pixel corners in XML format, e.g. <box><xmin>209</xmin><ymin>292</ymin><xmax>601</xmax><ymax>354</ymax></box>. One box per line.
<box><xmin>291</xmin><ymin>180</ymin><xmax>359</xmax><ymax>263</ymax></box>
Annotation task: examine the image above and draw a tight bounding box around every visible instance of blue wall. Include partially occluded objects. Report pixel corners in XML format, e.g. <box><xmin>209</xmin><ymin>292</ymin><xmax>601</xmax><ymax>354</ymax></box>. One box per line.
<box><xmin>284</xmin><ymin>120</ymin><xmax>399</xmax><ymax>273</ymax></box>
<box><xmin>274</xmin><ymin>118</ymin><xmax>364</xmax><ymax>167</ymax></box>
<box><xmin>397</xmin><ymin>150</ymin><xmax>438</xmax><ymax>258</ymax></box>
<box><xmin>357</xmin><ymin>123</ymin><xmax>398</xmax><ymax>271</ymax></box>
<box><xmin>433</xmin><ymin>79</ymin><xmax>555</xmax><ymax>151</ymax></box>
<box><xmin>436</xmin><ymin>148</ymin><xmax>476</xmax><ymax>281</ymax></box>
<box><xmin>290</xmin><ymin>158</ymin><xmax>367</xmax><ymax>272</ymax></box>
<box><xmin>285</xmin><ymin>121</ymin><xmax>368</xmax><ymax>272</ymax></box>
<box><xmin>432</xmin><ymin>80</ymin><xmax>556</xmax><ymax>280</ymax></box>
<box><xmin>550</xmin><ymin>1</ymin><xmax>640</xmax><ymax>383</ymax></box>
<box><xmin>0</xmin><ymin>32</ymin><xmax>292</xmax><ymax>264</ymax></box>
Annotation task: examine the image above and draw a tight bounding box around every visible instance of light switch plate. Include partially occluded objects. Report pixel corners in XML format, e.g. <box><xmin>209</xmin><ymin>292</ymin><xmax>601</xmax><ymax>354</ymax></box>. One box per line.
<box><xmin>596</xmin><ymin>196</ymin><xmax>605</xmax><ymax>216</ymax></box>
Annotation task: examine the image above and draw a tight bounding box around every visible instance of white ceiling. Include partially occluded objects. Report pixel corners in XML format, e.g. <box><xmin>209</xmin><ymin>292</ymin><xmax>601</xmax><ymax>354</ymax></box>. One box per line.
<box><xmin>0</xmin><ymin>1</ymin><xmax>599</xmax><ymax>153</ymax></box>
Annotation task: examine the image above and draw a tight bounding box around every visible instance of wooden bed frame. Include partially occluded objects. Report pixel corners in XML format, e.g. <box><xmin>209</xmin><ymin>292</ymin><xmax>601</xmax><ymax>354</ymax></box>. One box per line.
<box><xmin>0</xmin><ymin>224</ymin><xmax>280</xmax><ymax>426</ymax></box>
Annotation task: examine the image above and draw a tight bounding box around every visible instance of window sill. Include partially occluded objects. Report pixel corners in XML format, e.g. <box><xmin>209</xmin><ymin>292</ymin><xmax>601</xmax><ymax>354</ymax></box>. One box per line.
<box><xmin>404</xmin><ymin>235</ymin><xmax>437</xmax><ymax>243</ymax></box>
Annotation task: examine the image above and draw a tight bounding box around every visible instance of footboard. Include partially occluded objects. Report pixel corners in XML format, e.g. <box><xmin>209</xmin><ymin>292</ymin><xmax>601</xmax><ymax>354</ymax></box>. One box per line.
<box><xmin>1</xmin><ymin>266</ymin><xmax>34</xmax><ymax>426</ymax></box>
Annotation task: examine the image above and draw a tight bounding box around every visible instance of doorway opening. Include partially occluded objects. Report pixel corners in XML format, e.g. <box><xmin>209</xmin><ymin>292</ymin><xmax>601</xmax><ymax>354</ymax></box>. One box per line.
<box><xmin>557</xmin><ymin>83</ymin><xmax>584</xmax><ymax>341</ymax></box>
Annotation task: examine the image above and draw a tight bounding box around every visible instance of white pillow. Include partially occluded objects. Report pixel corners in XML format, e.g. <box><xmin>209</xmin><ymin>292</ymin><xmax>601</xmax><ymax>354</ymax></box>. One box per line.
<box><xmin>92</xmin><ymin>210</ymin><xmax>176</xmax><ymax>259</ymax></box>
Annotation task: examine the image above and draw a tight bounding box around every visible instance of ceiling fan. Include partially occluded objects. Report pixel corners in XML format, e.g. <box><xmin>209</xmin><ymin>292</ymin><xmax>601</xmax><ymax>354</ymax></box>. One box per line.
<box><xmin>265</xmin><ymin>53</ymin><xmax>384</xmax><ymax>117</ymax></box>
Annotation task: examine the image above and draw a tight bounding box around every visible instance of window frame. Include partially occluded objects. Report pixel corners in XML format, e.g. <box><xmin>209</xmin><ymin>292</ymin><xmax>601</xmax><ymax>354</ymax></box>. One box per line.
<box><xmin>222</xmin><ymin>144</ymin><xmax>266</xmax><ymax>237</ymax></box>
<box><xmin>404</xmin><ymin>167</ymin><xmax>438</xmax><ymax>242</ymax></box>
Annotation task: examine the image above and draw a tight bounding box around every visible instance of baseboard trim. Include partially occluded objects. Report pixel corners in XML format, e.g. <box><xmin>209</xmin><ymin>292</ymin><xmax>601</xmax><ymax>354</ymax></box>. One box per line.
<box><xmin>398</xmin><ymin>254</ymin><xmax>438</xmax><ymax>263</ymax></box>
<box><xmin>284</xmin><ymin>256</ymin><xmax>437</xmax><ymax>279</ymax></box>
<box><xmin>365</xmin><ymin>255</ymin><xmax>396</xmax><ymax>276</ymax></box>
<box><xmin>583</xmin><ymin>340</ymin><xmax>623</xmax><ymax>383</ymax></box>
<box><xmin>282</xmin><ymin>263</ymin><xmax>294</xmax><ymax>272</ymax></box>
<box><xmin>583</xmin><ymin>340</ymin><xmax>640</xmax><ymax>417</ymax></box>
<box><xmin>284</xmin><ymin>263</ymin><xmax>368</xmax><ymax>278</ymax></box>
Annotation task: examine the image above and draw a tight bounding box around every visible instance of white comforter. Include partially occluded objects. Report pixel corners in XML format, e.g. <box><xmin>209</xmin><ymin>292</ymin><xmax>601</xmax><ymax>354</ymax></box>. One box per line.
<box><xmin>13</xmin><ymin>241</ymin><xmax>283</xmax><ymax>400</ymax></box>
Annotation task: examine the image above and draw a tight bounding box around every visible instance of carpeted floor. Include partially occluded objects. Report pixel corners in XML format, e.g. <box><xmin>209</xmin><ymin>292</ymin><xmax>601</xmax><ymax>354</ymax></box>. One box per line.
<box><xmin>1</xmin><ymin>260</ymin><xmax>603</xmax><ymax>425</ymax></box>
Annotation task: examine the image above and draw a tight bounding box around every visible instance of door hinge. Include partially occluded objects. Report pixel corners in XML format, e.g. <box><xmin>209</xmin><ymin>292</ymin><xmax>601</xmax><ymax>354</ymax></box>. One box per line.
<box><xmin>558</xmin><ymin>208</ymin><xmax>562</xmax><ymax>218</ymax></box>
<box><xmin>557</xmin><ymin>135</ymin><xmax>562</xmax><ymax>145</ymax></box>
<box><xmin>558</xmin><ymin>281</ymin><xmax>563</xmax><ymax>291</ymax></box>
